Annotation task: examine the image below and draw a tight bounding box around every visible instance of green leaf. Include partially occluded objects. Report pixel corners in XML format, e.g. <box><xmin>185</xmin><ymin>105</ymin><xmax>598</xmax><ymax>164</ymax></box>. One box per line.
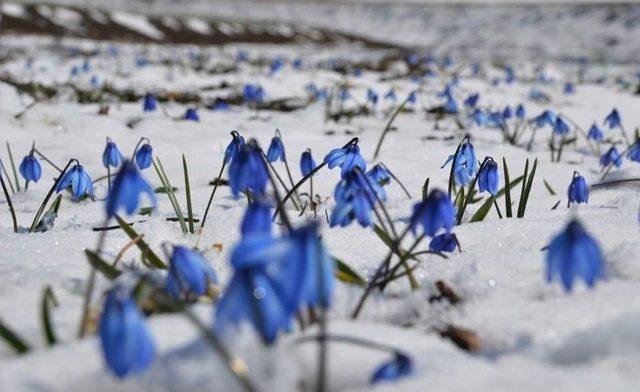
<box><xmin>422</xmin><ymin>177</ymin><xmax>430</xmax><ymax>201</ymax></box>
<box><xmin>182</xmin><ymin>155</ymin><xmax>195</xmax><ymax>234</ymax></box>
<box><xmin>454</xmin><ymin>186</ymin><xmax>465</xmax><ymax>213</ymax></box>
<box><xmin>519</xmin><ymin>158</ymin><xmax>538</xmax><ymax>218</ymax></box>
<box><xmin>470</xmin><ymin>196</ymin><xmax>494</xmax><ymax>222</ymax></box>
<box><xmin>517</xmin><ymin>159</ymin><xmax>530</xmax><ymax>218</ymax></box>
<box><xmin>40</xmin><ymin>285</ymin><xmax>59</xmax><ymax>346</ymax></box>
<box><xmin>115</xmin><ymin>215</ymin><xmax>167</xmax><ymax>269</ymax></box>
<box><xmin>152</xmin><ymin>158</ymin><xmax>187</xmax><ymax>234</ymax></box>
<box><xmin>154</xmin><ymin>186</ymin><xmax>178</xmax><ymax>194</ymax></box>
<box><xmin>333</xmin><ymin>257</ymin><xmax>365</xmax><ymax>286</ymax></box>
<box><xmin>6</xmin><ymin>142</ymin><xmax>21</xmax><ymax>192</ymax></box>
<box><xmin>85</xmin><ymin>249</ymin><xmax>121</xmax><ymax>280</ymax></box>
<box><xmin>0</xmin><ymin>317</ymin><xmax>30</xmax><ymax>354</ymax></box>
<box><xmin>543</xmin><ymin>179</ymin><xmax>555</xmax><ymax>196</ymax></box>
<box><xmin>373</xmin><ymin>224</ymin><xmax>395</xmax><ymax>250</ymax></box>
<box><xmin>503</xmin><ymin>157</ymin><xmax>512</xmax><ymax>218</ymax></box>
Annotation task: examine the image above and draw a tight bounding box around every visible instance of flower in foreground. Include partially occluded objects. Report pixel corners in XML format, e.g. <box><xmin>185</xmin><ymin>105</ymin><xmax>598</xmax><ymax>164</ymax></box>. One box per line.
<box><xmin>228</xmin><ymin>141</ymin><xmax>268</xmax><ymax>198</ymax></box>
<box><xmin>223</xmin><ymin>131</ymin><xmax>245</xmax><ymax>164</ymax></box>
<box><xmin>99</xmin><ymin>288</ymin><xmax>155</xmax><ymax>378</ymax></box>
<box><xmin>546</xmin><ymin>220</ymin><xmax>604</xmax><ymax>291</ymax></box>
<box><xmin>371</xmin><ymin>352</ymin><xmax>413</xmax><ymax>384</ymax></box>
<box><xmin>477</xmin><ymin>158</ymin><xmax>499</xmax><ymax>196</ymax></box>
<box><xmin>241</xmin><ymin>198</ymin><xmax>273</xmax><ymax>236</ymax></box>
<box><xmin>324</xmin><ymin>142</ymin><xmax>366</xmax><ymax>179</ymax></box>
<box><xmin>166</xmin><ymin>246</ymin><xmax>218</xmax><ymax>299</ymax></box>
<box><xmin>429</xmin><ymin>232</ymin><xmax>458</xmax><ymax>252</ymax></box>
<box><xmin>56</xmin><ymin>164</ymin><xmax>94</xmax><ymax>200</ymax></box>
<box><xmin>410</xmin><ymin>189</ymin><xmax>455</xmax><ymax>237</ymax></box>
<box><xmin>106</xmin><ymin>160</ymin><xmax>156</xmax><ymax>218</ymax></box>
<box><xmin>567</xmin><ymin>172</ymin><xmax>588</xmax><ymax>205</ymax></box>
<box><xmin>19</xmin><ymin>155</ymin><xmax>41</xmax><ymax>183</ymax></box>
<box><xmin>553</xmin><ymin>117</ymin><xmax>570</xmax><ymax>135</ymax></box>
<box><xmin>330</xmin><ymin>169</ymin><xmax>379</xmax><ymax>228</ymax></box>
<box><xmin>102</xmin><ymin>139</ymin><xmax>123</xmax><ymax>168</ymax></box>
<box><xmin>441</xmin><ymin>140</ymin><xmax>478</xmax><ymax>186</ymax></box>
<box><xmin>266</xmin><ymin>136</ymin><xmax>286</xmax><ymax>163</ymax></box>
<box><xmin>135</xmin><ymin>143</ymin><xmax>153</xmax><ymax>170</ymax></box>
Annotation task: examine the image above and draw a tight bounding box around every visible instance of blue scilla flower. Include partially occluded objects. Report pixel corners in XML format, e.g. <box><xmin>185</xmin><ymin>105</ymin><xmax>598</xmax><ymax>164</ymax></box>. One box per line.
<box><xmin>367</xmin><ymin>89</ymin><xmax>379</xmax><ymax>105</ymax></box>
<box><xmin>70</xmin><ymin>65</ymin><xmax>79</xmax><ymax>77</ymax></box>
<box><xmin>293</xmin><ymin>58</ymin><xmax>303</xmax><ymax>70</ymax></box>
<box><xmin>504</xmin><ymin>66</ymin><xmax>515</xmax><ymax>84</ymax></box>
<box><xmin>604</xmin><ymin>108</ymin><xmax>621</xmax><ymax>129</ymax></box>
<box><xmin>243</xmin><ymin>84</ymin><xmax>265</xmax><ymax>104</ymax></box>
<box><xmin>600</xmin><ymin>146</ymin><xmax>622</xmax><ymax>168</ymax></box>
<box><xmin>56</xmin><ymin>164</ymin><xmax>94</xmax><ymax>200</ymax></box>
<box><xmin>270</xmin><ymin>58</ymin><xmax>284</xmax><ymax>74</ymax></box>
<box><xmin>407</xmin><ymin>91</ymin><xmax>417</xmax><ymax>104</ymax></box>
<box><xmin>212</xmin><ymin>101</ymin><xmax>230</xmax><ymax>111</ymax></box>
<box><xmin>102</xmin><ymin>138</ymin><xmax>123</xmax><ymax>168</ymax></box>
<box><xmin>166</xmin><ymin>246</ymin><xmax>218</xmax><ymax>299</ymax></box>
<box><xmin>587</xmin><ymin>123</ymin><xmax>604</xmax><ymax>141</ymax></box>
<box><xmin>546</xmin><ymin>220</ymin><xmax>604</xmax><ymax>291</ymax></box>
<box><xmin>184</xmin><ymin>108</ymin><xmax>199</xmax><ymax>121</ymax></box>
<box><xmin>568</xmin><ymin>172</ymin><xmax>588</xmax><ymax>205</ymax></box>
<box><xmin>266</xmin><ymin>136</ymin><xmax>286</xmax><ymax>163</ymax></box>
<box><xmin>441</xmin><ymin>140</ymin><xmax>478</xmax><ymax>186</ymax></box>
<box><xmin>235</xmin><ymin>50</ymin><xmax>249</xmax><ymax>63</ymax></box>
<box><xmin>228</xmin><ymin>141</ymin><xmax>268</xmax><ymax>198</ymax></box>
<box><xmin>106</xmin><ymin>160</ymin><xmax>156</xmax><ymax>218</ymax></box>
<box><xmin>563</xmin><ymin>82</ymin><xmax>575</xmax><ymax>94</ymax></box>
<box><xmin>339</xmin><ymin>88</ymin><xmax>351</xmax><ymax>101</ymax></box>
<box><xmin>143</xmin><ymin>93</ymin><xmax>157</xmax><ymax>112</ymax></box>
<box><xmin>300</xmin><ymin>149</ymin><xmax>317</xmax><ymax>177</ymax></box>
<box><xmin>135</xmin><ymin>143</ymin><xmax>153</xmax><ymax>170</ymax></box>
<box><xmin>366</xmin><ymin>164</ymin><xmax>391</xmax><ymax>186</ymax></box>
<box><xmin>241</xmin><ymin>199</ymin><xmax>272</xmax><ymax>236</ymax></box>
<box><xmin>215</xmin><ymin>233</ymin><xmax>294</xmax><ymax>344</ymax></box>
<box><xmin>486</xmin><ymin>112</ymin><xmax>504</xmax><ymax>128</ymax></box>
<box><xmin>429</xmin><ymin>232</ymin><xmax>458</xmax><ymax>253</ymax></box>
<box><xmin>470</xmin><ymin>109</ymin><xmax>487</xmax><ymax>126</ymax></box>
<box><xmin>384</xmin><ymin>89</ymin><xmax>397</xmax><ymax>102</ymax></box>
<box><xmin>464</xmin><ymin>93</ymin><xmax>479</xmax><ymax>108</ymax></box>
<box><xmin>410</xmin><ymin>189</ymin><xmax>455</xmax><ymax>237</ymax></box>
<box><xmin>324</xmin><ymin>141</ymin><xmax>366</xmax><ymax>179</ymax></box>
<box><xmin>330</xmin><ymin>171</ymin><xmax>376</xmax><ymax>228</ymax></box>
<box><xmin>516</xmin><ymin>104</ymin><xmax>525</xmax><ymax>120</ymax></box>
<box><xmin>478</xmin><ymin>158</ymin><xmax>499</xmax><ymax>196</ymax></box>
<box><xmin>553</xmin><ymin>117</ymin><xmax>570</xmax><ymax>135</ymax></box>
<box><xmin>443</xmin><ymin>96</ymin><xmax>458</xmax><ymax>114</ymax></box>
<box><xmin>224</xmin><ymin>131</ymin><xmax>245</xmax><ymax>165</ymax></box>
<box><xmin>627</xmin><ymin>142</ymin><xmax>640</xmax><ymax>162</ymax></box>
<box><xmin>502</xmin><ymin>106</ymin><xmax>513</xmax><ymax>120</ymax></box>
<box><xmin>533</xmin><ymin>110</ymin><xmax>555</xmax><ymax>128</ymax></box>
<box><xmin>99</xmin><ymin>288</ymin><xmax>155</xmax><ymax>378</ymax></box>
<box><xmin>371</xmin><ymin>352</ymin><xmax>413</xmax><ymax>384</ymax></box>
<box><xmin>19</xmin><ymin>155</ymin><xmax>41</xmax><ymax>183</ymax></box>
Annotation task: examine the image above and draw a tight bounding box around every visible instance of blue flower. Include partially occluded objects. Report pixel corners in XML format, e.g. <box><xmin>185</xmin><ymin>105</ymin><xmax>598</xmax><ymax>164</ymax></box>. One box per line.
<box><xmin>478</xmin><ymin>158</ymin><xmax>499</xmax><ymax>196</ymax></box>
<box><xmin>600</xmin><ymin>146</ymin><xmax>622</xmax><ymax>168</ymax></box>
<box><xmin>292</xmin><ymin>58</ymin><xmax>303</xmax><ymax>69</ymax></box>
<box><xmin>515</xmin><ymin>104</ymin><xmax>525</xmax><ymax>120</ymax></box>
<box><xmin>56</xmin><ymin>164</ymin><xmax>94</xmax><ymax>200</ymax></box>
<box><xmin>228</xmin><ymin>141</ymin><xmax>268</xmax><ymax>198</ymax></box>
<box><xmin>385</xmin><ymin>89</ymin><xmax>397</xmax><ymax>101</ymax></box>
<box><xmin>627</xmin><ymin>142</ymin><xmax>640</xmax><ymax>162</ymax></box>
<box><xmin>266</xmin><ymin>136</ymin><xmax>286</xmax><ymax>162</ymax></box>
<box><xmin>339</xmin><ymin>89</ymin><xmax>351</xmax><ymax>101</ymax></box>
<box><xmin>212</xmin><ymin>101</ymin><xmax>230</xmax><ymax>111</ymax></box>
<box><xmin>102</xmin><ymin>139</ymin><xmax>123</xmax><ymax>168</ymax></box>
<box><xmin>166</xmin><ymin>246</ymin><xmax>218</xmax><ymax>299</ymax></box>
<box><xmin>443</xmin><ymin>96</ymin><xmax>458</xmax><ymax>114</ymax></box>
<box><xmin>241</xmin><ymin>199</ymin><xmax>272</xmax><ymax>235</ymax></box>
<box><xmin>106</xmin><ymin>160</ymin><xmax>156</xmax><ymax>218</ymax></box>
<box><xmin>410</xmin><ymin>189</ymin><xmax>455</xmax><ymax>237</ymax></box>
<box><xmin>99</xmin><ymin>288</ymin><xmax>155</xmax><ymax>378</ymax></box>
<box><xmin>533</xmin><ymin>110</ymin><xmax>555</xmax><ymax>128</ymax></box>
<box><xmin>563</xmin><ymin>82</ymin><xmax>575</xmax><ymax>94</ymax></box>
<box><xmin>330</xmin><ymin>169</ymin><xmax>380</xmax><ymax>228</ymax></box>
<box><xmin>553</xmin><ymin>117</ymin><xmax>570</xmax><ymax>135</ymax></box>
<box><xmin>546</xmin><ymin>220</ymin><xmax>604</xmax><ymax>291</ymax></box>
<box><xmin>143</xmin><ymin>93</ymin><xmax>157</xmax><ymax>112</ymax></box>
<box><xmin>441</xmin><ymin>141</ymin><xmax>478</xmax><ymax>186</ymax></box>
<box><xmin>504</xmin><ymin>66</ymin><xmax>515</xmax><ymax>83</ymax></box>
<box><xmin>270</xmin><ymin>58</ymin><xmax>284</xmax><ymax>74</ymax></box>
<box><xmin>587</xmin><ymin>123</ymin><xmax>604</xmax><ymax>141</ymax></box>
<box><xmin>184</xmin><ymin>108</ymin><xmax>199</xmax><ymax>121</ymax></box>
<box><xmin>470</xmin><ymin>109</ymin><xmax>487</xmax><ymax>126</ymax></box>
<box><xmin>407</xmin><ymin>91</ymin><xmax>417</xmax><ymax>104</ymax></box>
<box><xmin>371</xmin><ymin>352</ymin><xmax>413</xmax><ymax>384</ymax></box>
<box><xmin>367</xmin><ymin>89</ymin><xmax>379</xmax><ymax>105</ymax></box>
<box><xmin>604</xmin><ymin>108</ymin><xmax>621</xmax><ymax>129</ymax></box>
<box><xmin>567</xmin><ymin>172</ymin><xmax>588</xmax><ymax>205</ymax></box>
<box><xmin>502</xmin><ymin>106</ymin><xmax>513</xmax><ymax>120</ymax></box>
<box><xmin>223</xmin><ymin>131</ymin><xmax>245</xmax><ymax>164</ymax></box>
<box><xmin>19</xmin><ymin>155</ymin><xmax>41</xmax><ymax>183</ymax></box>
<box><xmin>215</xmin><ymin>234</ymin><xmax>294</xmax><ymax>344</ymax></box>
<box><xmin>429</xmin><ymin>232</ymin><xmax>458</xmax><ymax>252</ymax></box>
<box><xmin>324</xmin><ymin>142</ymin><xmax>366</xmax><ymax>179</ymax></box>
<box><xmin>464</xmin><ymin>93</ymin><xmax>479</xmax><ymax>108</ymax></box>
<box><xmin>300</xmin><ymin>149</ymin><xmax>317</xmax><ymax>177</ymax></box>
<box><xmin>366</xmin><ymin>164</ymin><xmax>391</xmax><ymax>186</ymax></box>
<box><xmin>243</xmin><ymin>84</ymin><xmax>265</xmax><ymax>104</ymax></box>
<box><xmin>135</xmin><ymin>143</ymin><xmax>153</xmax><ymax>170</ymax></box>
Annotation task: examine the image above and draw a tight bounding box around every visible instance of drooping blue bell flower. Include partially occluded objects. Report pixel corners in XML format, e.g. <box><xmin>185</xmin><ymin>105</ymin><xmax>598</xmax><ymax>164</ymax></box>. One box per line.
<box><xmin>270</xmin><ymin>58</ymin><xmax>285</xmax><ymax>74</ymax></box>
<box><xmin>563</xmin><ymin>82</ymin><xmax>575</xmax><ymax>94</ymax></box>
<box><xmin>486</xmin><ymin>111</ymin><xmax>504</xmax><ymax>128</ymax></box>
<box><xmin>464</xmin><ymin>93</ymin><xmax>479</xmax><ymax>108</ymax></box>
<box><xmin>106</xmin><ymin>160</ymin><xmax>156</xmax><ymax>218</ymax></box>
<box><xmin>143</xmin><ymin>93</ymin><xmax>157</xmax><ymax>112</ymax></box>
<box><xmin>366</xmin><ymin>164</ymin><xmax>391</xmax><ymax>186</ymax></box>
<box><xmin>184</xmin><ymin>108</ymin><xmax>199</xmax><ymax>121</ymax></box>
<box><xmin>546</xmin><ymin>220</ymin><xmax>604</xmax><ymax>292</ymax></box>
<box><xmin>19</xmin><ymin>155</ymin><xmax>41</xmax><ymax>183</ymax></box>
<box><xmin>407</xmin><ymin>91</ymin><xmax>417</xmax><ymax>104</ymax></box>
<box><xmin>587</xmin><ymin>123</ymin><xmax>604</xmax><ymax>141</ymax></box>
<box><xmin>90</xmin><ymin>75</ymin><xmax>99</xmax><ymax>88</ymax></box>
<box><xmin>553</xmin><ymin>117</ymin><xmax>570</xmax><ymax>135</ymax></box>
<box><xmin>135</xmin><ymin>143</ymin><xmax>153</xmax><ymax>170</ymax></box>
<box><xmin>266</xmin><ymin>136</ymin><xmax>286</xmax><ymax>163</ymax></box>
<box><xmin>410</xmin><ymin>189</ymin><xmax>455</xmax><ymax>237</ymax></box>
<box><xmin>600</xmin><ymin>146</ymin><xmax>622</xmax><ymax>168</ymax></box>
<box><xmin>214</xmin><ymin>233</ymin><xmax>294</xmax><ymax>345</ymax></box>
<box><xmin>212</xmin><ymin>101</ymin><xmax>230</xmax><ymax>111</ymax></box>
<box><xmin>502</xmin><ymin>106</ymin><xmax>513</xmax><ymax>120</ymax></box>
<box><xmin>470</xmin><ymin>109</ymin><xmax>487</xmax><ymax>126</ymax></box>
<box><xmin>384</xmin><ymin>89</ymin><xmax>397</xmax><ymax>102</ymax></box>
<box><xmin>515</xmin><ymin>104</ymin><xmax>525</xmax><ymax>120</ymax></box>
<box><xmin>330</xmin><ymin>170</ymin><xmax>377</xmax><ymax>228</ymax></box>
<box><xmin>371</xmin><ymin>352</ymin><xmax>413</xmax><ymax>384</ymax></box>
<box><xmin>166</xmin><ymin>246</ymin><xmax>218</xmax><ymax>299</ymax></box>
<box><xmin>292</xmin><ymin>58</ymin><xmax>303</xmax><ymax>70</ymax></box>
<box><xmin>443</xmin><ymin>96</ymin><xmax>458</xmax><ymax>114</ymax></box>
<box><xmin>243</xmin><ymin>84</ymin><xmax>265</xmax><ymax>104</ymax></box>
<box><xmin>102</xmin><ymin>139</ymin><xmax>123</xmax><ymax>168</ymax></box>
<box><xmin>478</xmin><ymin>158</ymin><xmax>499</xmax><ymax>196</ymax></box>
<box><xmin>223</xmin><ymin>131</ymin><xmax>245</xmax><ymax>165</ymax></box>
<box><xmin>56</xmin><ymin>164</ymin><xmax>94</xmax><ymax>200</ymax></box>
<box><xmin>567</xmin><ymin>172</ymin><xmax>588</xmax><ymax>205</ymax></box>
<box><xmin>324</xmin><ymin>141</ymin><xmax>366</xmax><ymax>179</ymax></box>
<box><xmin>367</xmin><ymin>89</ymin><xmax>379</xmax><ymax>105</ymax></box>
<box><xmin>627</xmin><ymin>142</ymin><xmax>640</xmax><ymax>162</ymax></box>
<box><xmin>441</xmin><ymin>140</ymin><xmax>478</xmax><ymax>186</ymax></box>
<box><xmin>228</xmin><ymin>141</ymin><xmax>268</xmax><ymax>198</ymax></box>
<box><xmin>99</xmin><ymin>287</ymin><xmax>155</xmax><ymax>378</ymax></box>
<box><xmin>241</xmin><ymin>199</ymin><xmax>272</xmax><ymax>236</ymax></box>
<box><xmin>300</xmin><ymin>149</ymin><xmax>317</xmax><ymax>177</ymax></box>
<box><xmin>339</xmin><ymin>88</ymin><xmax>351</xmax><ymax>101</ymax></box>
<box><xmin>533</xmin><ymin>110</ymin><xmax>555</xmax><ymax>128</ymax></box>
<box><xmin>70</xmin><ymin>65</ymin><xmax>79</xmax><ymax>77</ymax></box>
<box><xmin>429</xmin><ymin>233</ymin><xmax>458</xmax><ymax>253</ymax></box>
<box><xmin>604</xmin><ymin>108</ymin><xmax>621</xmax><ymax>129</ymax></box>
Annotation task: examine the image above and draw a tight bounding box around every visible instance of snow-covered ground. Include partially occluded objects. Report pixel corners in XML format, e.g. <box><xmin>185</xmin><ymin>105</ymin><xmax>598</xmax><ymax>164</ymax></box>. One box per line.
<box><xmin>1</xmin><ymin>3</ymin><xmax>640</xmax><ymax>391</ymax></box>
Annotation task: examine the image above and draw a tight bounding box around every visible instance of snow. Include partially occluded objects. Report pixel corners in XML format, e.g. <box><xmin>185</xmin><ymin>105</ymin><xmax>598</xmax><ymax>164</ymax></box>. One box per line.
<box><xmin>1</xmin><ymin>2</ymin><xmax>640</xmax><ymax>392</ymax></box>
